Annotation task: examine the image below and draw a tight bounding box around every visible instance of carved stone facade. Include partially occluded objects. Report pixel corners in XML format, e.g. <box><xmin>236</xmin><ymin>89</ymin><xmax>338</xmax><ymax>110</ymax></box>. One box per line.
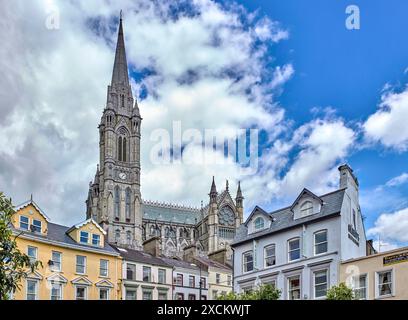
<box><xmin>86</xmin><ymin>17</ymin><xmax>243</xmax><ymax>259</ymax></box>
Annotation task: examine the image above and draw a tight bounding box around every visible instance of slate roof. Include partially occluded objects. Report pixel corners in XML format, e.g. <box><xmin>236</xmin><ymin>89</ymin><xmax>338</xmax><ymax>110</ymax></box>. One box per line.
<box><xmin>160</xmin><ymin>257</ymin><xmax>200</xmax><ymax>270</ymax></box>
<box><xmin>142</xmin><ymin>200</ymin><xmax>200</xmax><ymax>225</ymax></box>
<box><xmin>232</xmin><ymin>188</ymin><xmax>346</xmax><ymax>246</ymax></box>
<box><xmin>12</xmin><ymin>222</ymin><xmax>118</xmax><ymax>254</ymax></box>
<box><xmin>111</xmin><ymin>245</ymin><xmax>171</xmax><ymax>267</ymax></box>
<box><xmin>194</xmin><ymin>256</ymin><xmax>232</xmax><ymax>272</ymax></box>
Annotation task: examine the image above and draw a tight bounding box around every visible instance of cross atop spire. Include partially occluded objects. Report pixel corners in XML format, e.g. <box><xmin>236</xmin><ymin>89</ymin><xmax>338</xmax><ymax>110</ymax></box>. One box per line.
<box><xmin>111</xmin><ymin>12</ymin><xmax>130</xmax><ymax>87</ymax></box>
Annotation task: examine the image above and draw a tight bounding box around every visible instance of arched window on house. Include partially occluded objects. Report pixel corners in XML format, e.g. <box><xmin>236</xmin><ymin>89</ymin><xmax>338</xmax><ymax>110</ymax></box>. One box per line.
<box><xmin>254</xmin><ymin>217</ymin><xmax>265</xmax><ymax>230</ymax></box>
<box><xmin>300</xmin><ymin>201</ymin><xmax>313</xmax><ymax>217</ymax></box>
<box><xmin>125</xmin><ymin>188</ymin><xmax>131</xmax><ymax>220</ymax></box>
<box><xmin>114</xmin><ymin>186</ymin><xmax>120</xmax><ymax>219</ymax></box>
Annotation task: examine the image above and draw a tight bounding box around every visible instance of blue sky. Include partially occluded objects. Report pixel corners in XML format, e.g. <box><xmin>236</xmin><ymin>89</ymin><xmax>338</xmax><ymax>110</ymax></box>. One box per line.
<box><xmin>1</xmin><ymin>0</ymin><xmax>408</xmax><ymax>251</ymax></box>
<box><xmin>228</xmin><ymin>0</ymin><xmax>408</xmax><ymax>240</ymax></box>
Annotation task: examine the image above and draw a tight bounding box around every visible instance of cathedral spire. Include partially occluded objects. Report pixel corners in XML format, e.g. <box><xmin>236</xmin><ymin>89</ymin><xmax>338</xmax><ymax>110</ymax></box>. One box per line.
<box><xmin>111</xmin><ymin>12</ymin><xmax>130</xmax><ymax>87</ymax></box>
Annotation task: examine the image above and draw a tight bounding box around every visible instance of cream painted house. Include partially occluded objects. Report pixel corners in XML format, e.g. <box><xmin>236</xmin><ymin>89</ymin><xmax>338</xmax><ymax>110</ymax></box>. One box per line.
<box><xmin>11</xmin><ymin>200</ymin><xmax>122</xmax><ymax>300</ymax></box>
<box><xmin>193</xmin><ymin>256</ymin><xmax>233</xmax><ymax>299</ymax></box>
<box><xmin>340</xmin><ymin>246</ymin><xmax>408</xmax><ymax>300</ymax></box>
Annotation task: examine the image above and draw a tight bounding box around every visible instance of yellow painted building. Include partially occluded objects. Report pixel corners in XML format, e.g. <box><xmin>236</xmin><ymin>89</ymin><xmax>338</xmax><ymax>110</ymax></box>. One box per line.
<box><xmin>193</xmin><ymin>256</ymin><xmax>233</xmax><ymax>300</ymax></box>
<box><xmin>340</xmin><ymin>246</ymin><xmax>408</xmax><ymax>300</ymax></box>
<box><xmin>11</xmin><ymin>200</ymin><xmax>122</xmax><ymax>300</ymax></box>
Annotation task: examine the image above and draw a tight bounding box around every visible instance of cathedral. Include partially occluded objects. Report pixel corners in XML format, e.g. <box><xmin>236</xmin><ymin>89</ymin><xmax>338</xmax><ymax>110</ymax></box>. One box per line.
<box><xmin>85</xmin><ymin>16</ymin><xmax>244</xmax><ymax>259</ymax></box>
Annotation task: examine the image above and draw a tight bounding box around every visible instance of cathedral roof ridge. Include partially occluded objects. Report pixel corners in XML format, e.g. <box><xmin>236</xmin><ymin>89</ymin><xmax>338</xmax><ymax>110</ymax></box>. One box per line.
<box><xmin>142</xmin><ymin>199</ymin><xmax>200</xmax><ymax>212</ymax></box>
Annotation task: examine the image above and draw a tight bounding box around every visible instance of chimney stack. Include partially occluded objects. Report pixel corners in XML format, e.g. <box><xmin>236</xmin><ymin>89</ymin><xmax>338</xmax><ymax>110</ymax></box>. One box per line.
<box><xmin>142</xmin><ymin>236</ymin><xmax>161</xmax><ymax>257</ymax></box>
<box><xmin>183</xmin><ymin>244</ymin><xmax>199</xmax><ymax>262</ymax></box>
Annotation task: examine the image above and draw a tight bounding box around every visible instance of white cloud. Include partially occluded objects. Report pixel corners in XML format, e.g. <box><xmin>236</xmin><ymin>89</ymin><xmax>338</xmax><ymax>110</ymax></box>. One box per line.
<box><xmin>368</xmin><ymin>207</ymin><xmax>408</xmax><ymax>243</ymax></box>
<box><xmin>386</xmin><ymin>172</ymin><xmax>408</xmax><ymax>187</ymax></box>
<box><xmin>0</xmin><ymin>0</ymin><xmax>358</xmax><ymax>226</ymax></box>
<box><xmin>371</xmin><ymin>240</ymin><xmax>399</xmax><ymax>253</ymax></box>
<box><xmin>363</xmin><ymin>86</ymin><xmax>408</xmax><ymax>151</ymax></box>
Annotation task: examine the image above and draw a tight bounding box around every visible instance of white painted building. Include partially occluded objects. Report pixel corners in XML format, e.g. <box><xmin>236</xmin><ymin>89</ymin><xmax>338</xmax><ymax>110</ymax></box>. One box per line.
<box><xmin>112</xmin><ymin>245</ymin><xmax>173</xmax><ymax>300</ymax></box>
<box><xmin>231</xmin><ymin>164</ymin><xmax>368</xmax><ymax>300</ymax></box>
<box><xmin>161</xmin><ymin>257</ymin><xmax>209</xmax><ymax>300</ymax></box>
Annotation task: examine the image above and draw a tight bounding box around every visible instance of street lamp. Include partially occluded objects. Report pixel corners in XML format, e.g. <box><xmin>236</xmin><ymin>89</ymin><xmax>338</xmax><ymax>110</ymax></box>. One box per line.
<box><xmin>190</xmin><ymin>263</ymin><xmax>202</xmax><ymax>300</ymax></box>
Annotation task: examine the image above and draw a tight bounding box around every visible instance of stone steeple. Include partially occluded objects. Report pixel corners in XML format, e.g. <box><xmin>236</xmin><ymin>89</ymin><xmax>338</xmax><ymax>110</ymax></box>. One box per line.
<box><xmin>111</xmin><ymin>13</ymin><xmax>130</xmax><ymax>88</ymax></box>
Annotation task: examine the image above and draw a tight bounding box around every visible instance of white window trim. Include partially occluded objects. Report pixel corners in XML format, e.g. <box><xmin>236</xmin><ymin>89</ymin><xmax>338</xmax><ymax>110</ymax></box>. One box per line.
<box><xmin>352</xmin><ymin>273</ymin><xmax>368</xmax><ymax>300</ymax></box>
<box><xmin>254</xmin><ymin>217</ymin><xmax>265</xmax><ymax>230</ymax></box>
<box><xmin>92</xmin><ymin>234</ymin><xmax>101</xmax><ymax>246</ymax></box>
<box><xmin>313</xmin><ymin>269</ymin><xmax>329</xmax><ymax>300</ymax></box>
<box><xmin>242</xmin><ymin>251</ymin><xmax>254</xmax><ymax>273</ymax></box>
<box><xmin>32</xmin><ymin>219</ymin><xmax>42</xmax><ymax>233</ymax></box>
<box><xmin>264</xmin><ymin>244</ymin><xmax>276</xmax><ymax>268</ymax></box>
<box><xmin>100</xmin><ymin>259</ymin><xmax>109</xmax><ymax>277</ymax></box>
<box><xmin>158</xmin><ymin>269</ymin><xmax>166</xmax><ymax>284</ymax></box>
<box><xmin>20</xmin><ymin>215</ymin><xmax>29</xmax><ymax>230</ymax></box>
<box><xmin>126</xmin><ymin>263</ymin><xmax>136</xmax><ymax>280</ymax></box>
<box><xmin>76</xmin><ymin>255</ymin><xmax>87</xmax><ymax>275</ymax></box>
<box><xmin>75</xmin><ymin>285</ymin><xmax>88</xmax><ymax>300</ymax></box>
<box><xmin>143</xmin><ymin>266</ymin><xmax>152</xmax><ymax>282</ymax></box>
<box><xmin>49</xmin><ymin>282</ymin><xmax>63</xmax><ymax>300</ymax></box>
<box><xmin>288</xmin><ymin>238</ymin><xmax>301</xmax><ymax>262</ymax></box>
<box><xmin>375</xmin><ymin>269</ymin><xmax>395</xmax><ymax>299</ymax></box>
<box><xmin>314</xmin><ymin>230</ymin><xmax>328</xmax><ymax>256</ymax></box>
<box><xmin>125</xmin><ymin>289</ymin><xmax>137</xmax><ymax>300</ymax></box>
<box><xmin>51</xmin><ymin>251</ymin><xmax>62</xmax><ymax>272</ymax></box>
<box><xmin>26</xmin><ymin>279</ymin><xmax>38</xmax><ymax>300</ymax></box>
<box><xmin>99</xmin><ymin>288</ymin><xmax>110</xmax><ymax>300</ymax></box>
<box><xmin>27</xmin><ymin>245</ymin><xmax>38</xmax><ymax>261</ymax></box>
<box><xmin>287</xmin><ymin>274</ymin><xmax>302</xmax><ymax>300</ymax></box>
<box><xmin>300</xmin><ymin>201</ymin><xmax>313</xmax><ymax>217</ymax></box>
<box><xmin>80</xmin><ymin>231</ymin><xmax>89</xmax><ymax>244</ymax></box>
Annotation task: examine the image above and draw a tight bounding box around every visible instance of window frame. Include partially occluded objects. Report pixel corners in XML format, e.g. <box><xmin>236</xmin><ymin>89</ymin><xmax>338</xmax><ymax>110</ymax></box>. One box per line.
<box><xmin>314</xmin><ymin>230</ymin><xmax>328</xmax><ymax>256</ymax></box>
<box><xmin>242</xmin><ymin>251</ymin><xmax>254</xmax><ymax>273</ymax></box>
<box><xmin>79</xmin><ymin>231</ymin><xmax>89</xmax><ymax>244</ymax></box>
<box><xmin>376</xmin><ymin>269</ymin><xmax>394</xmax><ymax>299</ymax></box>
<box><xmin>27</xmin><ymin>246</ymin><xmax>38</xmax><ymax>262</ymax></box>
<box><xmin>313</xmin><ymin>269</ymin><xmax>328</xmax><ymax>299</ymax></box>
<box><xmin>125</xmin><ymin>289</ymin><xmax>137</xmax><ymax>300</ymax></box>
<box><xmin>287</xmin><ymin>275</ymin><xmax>301</xmax><ymax>300</ymax></box>
<box><xmin>215</xmin><ymin>273</ymin><xmax>221</xmax><ymax>284</ymax></box>
<box><xmin>288</xmin><ymin>237</ymin><xmax>301</xmax><ymax>262</ymax></box>
<box><xmin>51</xmin><ymin>251</ymin><xmax>62</xmax><ymax>272</ymax></box>
<box><xmin>142</xmin><ymin>290</ymin><xmax>153</xmax><ymax>300</ymax></box>
<box><xmin>353</xmin><ymin>274</ymin><xmax>368</xmax><ymax>300</ymax></box>
<box><xmin>92</xmin><ymin>234</ymin><xmax>101</xmax><ymax>246</ymax></box>
<box><xmin>20</xmin><ymin>215</ymin><xmax>29</xmax><ymax>230</ymax></box>
<box><xmin>76</xmin><ymin>255</ymin><xmax>87</xmax><ymax>275</ymax></box>
<box><xmin>26</xmin><ymin>279</ymin><xmax>38</xmax><ymax>300</ymax></box>
<box><xmin>253</xmin><ymin>217</ymin><xmax>265</xmax><ymax>230</ymax></box>
<box><xmin>75</xmin><ymin>285</ymin><xmax>87</xmax><ymax>300</ymax></box>
<box><xmin>158</xmin><ymin>268</ymin><xmax>166</xmax><ymax>284</ymax></box>
<box><xmin>175</xmin><ymin>273</ymin><xmax>183</xmax><ymax>286</ymax></box>
<box><xmin>126</xmin><ymin>263</ymin><xmax>136</xmax><ymax>281</ymax></box>
<box><xmin>32</xmin><ymin>219</ymin><xmax>42</xmax><ymax>233</ymax></box>
<box><xmin>189</xmin><ymin>275</ymin><xmax>195</xmax><ymax>288</ymax></box>
<box><xmin>143</xmin><ymin>266</ymin><xmax>152</xmax><ymax>282</ymax></box>
<box><xmin>264</xmin><ymin>244</ymin><xmax>276</xmax><ymax>268</ymax></box>
<box><xmin>50</xmin><ymin>282</ymin><xmax>63</xmax><ymax>300</ymax></box>
<box><xmin>100</xmin><ymin>259</ymin><xmax>109</xmax><ymax>277</ymax></box>
<box><xmin>99</xmin><ymin>288</ymin><xmax>110</xmax><ymax>300</ymax></box>
<box><xmin>300</xmin><ymin>201</ymin><xmax>313</xmax><ymax>216</ymax></box>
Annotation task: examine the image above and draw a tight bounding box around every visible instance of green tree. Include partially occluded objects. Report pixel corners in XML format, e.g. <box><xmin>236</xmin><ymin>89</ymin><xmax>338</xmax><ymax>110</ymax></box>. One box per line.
<box><xmin>218</xmin><ymin>284</ymin><xmax>281</xmax><ymax>300</ymax></box>
<box><xmin>0</xmin><ymin>192</ymin><xmax>41</xmax><ymax>300</ymax></box>
<box><xmin>326</xmin><ymin>282</ymin><xmax>354</xmax><ymax>300</ymax></box>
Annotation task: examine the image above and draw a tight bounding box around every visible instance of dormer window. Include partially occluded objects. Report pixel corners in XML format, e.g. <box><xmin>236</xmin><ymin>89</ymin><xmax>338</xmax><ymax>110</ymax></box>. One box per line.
<box><xmin>92</xmin><ymin>234</ymin><xmax>100</xmax><ymax>246</ymax></box>
<box><xmin>32</xmin><ymin>219</ymin><xmax>42</xmax><ymax>233</ymax></box>
<box><xmin>19</xmin><ymin>216</ymin><xmax>29</xmax><ymax>230</ymax></box>
<box><xmin>254</xmin><ymin>217</ymin><xmax>265</xmax><ymax>230</ymax></box>
<box><xmin>300</xmin><ymin>201</ymin><xmax>313</xmax><ymax>217</ymax></box>
<box><xmin>80</xmin><ymin>231</ymin><xmax>89</xmax><ymax>244</ymax></box>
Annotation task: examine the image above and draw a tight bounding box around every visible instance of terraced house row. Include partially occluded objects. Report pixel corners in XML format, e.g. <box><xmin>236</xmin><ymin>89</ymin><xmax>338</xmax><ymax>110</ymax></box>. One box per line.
<box><xmin>9</xmin><ymin>200</ymin><xmax>232</xmax><ymax>300</ymax></box>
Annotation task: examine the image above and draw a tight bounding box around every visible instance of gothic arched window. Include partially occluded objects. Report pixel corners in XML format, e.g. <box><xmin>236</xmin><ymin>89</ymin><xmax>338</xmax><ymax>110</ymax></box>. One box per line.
<box><xmin>117</xmin><ymin>127</ymin><xmax>128</xmax><ymax>162</ymax></box>
<box><xmin>125</xmin><ymin>188</ymin><xmax>131</xmax><ymax>220</ymax></box>
<box><xmin>121</xmin><ymin>94</ymin><xmax>125</xmax><ymax>108</ymax></box>
<box><xmin>126</xmin><ymin>231</ymin><xmax>132</xmax><ymax>245</ymax></box>
<box><xmin>114</xmin><ymin>186</ymin><xmax>120</xmax><ymax>219</ymax></box>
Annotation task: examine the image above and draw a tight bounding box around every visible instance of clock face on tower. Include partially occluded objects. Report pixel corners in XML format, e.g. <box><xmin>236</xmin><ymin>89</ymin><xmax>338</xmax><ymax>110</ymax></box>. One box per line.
<box><xmin>219</xmin><ymin>206</ymin><xmax>235</xmax><ymax>226</ymax></box>
<box><xmin>119</xmin><ymin>172</ymin><xmax>127</xmax><ymax>180</ymax></box>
